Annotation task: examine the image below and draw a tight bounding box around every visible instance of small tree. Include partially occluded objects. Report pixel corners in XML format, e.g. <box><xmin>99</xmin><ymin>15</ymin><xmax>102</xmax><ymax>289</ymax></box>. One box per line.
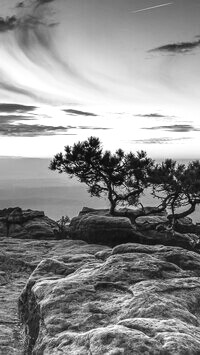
<box><xmin>150</xmin><ymin>159</ymin><xmax>200</xmax><ymax>227</ymax></box>
<box><xmin>49</xmin><ymin>136</ymin><xmax>153</xmax><ymax>215</ymax></box>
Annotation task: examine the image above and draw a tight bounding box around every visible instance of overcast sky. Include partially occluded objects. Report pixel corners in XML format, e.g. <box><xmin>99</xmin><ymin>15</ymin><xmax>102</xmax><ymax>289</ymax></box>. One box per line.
<box><xmin>0</xmin><ymin>0</ymin><xmax>200</xmax><ymax>158</ymax></box>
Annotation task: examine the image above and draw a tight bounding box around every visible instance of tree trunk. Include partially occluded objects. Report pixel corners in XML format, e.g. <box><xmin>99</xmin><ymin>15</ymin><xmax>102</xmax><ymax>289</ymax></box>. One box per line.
<box><xmin>167</xmin><ymin>202</ymin><xmax>196</xmax><ymax>225</ymax></box>
<box><xmin>109</xmin><ymin>202</ymin><xmax>116</xmax><ymax>215</ymax></box>
<box><xmin>107</xmin><ymin>184</ymin><xmax>117</xmax><ymax>215</ymax></box>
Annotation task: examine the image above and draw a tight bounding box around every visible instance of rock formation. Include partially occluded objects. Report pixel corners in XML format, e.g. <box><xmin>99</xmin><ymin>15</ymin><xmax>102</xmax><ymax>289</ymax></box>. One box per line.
<box><xmin>0</xmin><ymin>207</ymin><xmax>61</xmax><ymax>239</ymax></box>
<box><xmin>69</xmin><ymin>208</ymin><xmax>200</xmax><ymax>250</ymax></box>
<box><xmin>1</xmin><ymin>206</ymin><xmax>200</xmax><ymax>354</ymax></box>
<box><xmin>0</xmin><ymin>237</ymin><xmax>108</xmax><ymax>354</ymax></box>
<box><xmin>69</xmin><ymin>212</ymin><xmax>143</xmax><ymax>245</ymax></box>
<box><xmin>19</xmin><ymin>242</ymin><xmax>200</xmax><ymax>354</ymax></box>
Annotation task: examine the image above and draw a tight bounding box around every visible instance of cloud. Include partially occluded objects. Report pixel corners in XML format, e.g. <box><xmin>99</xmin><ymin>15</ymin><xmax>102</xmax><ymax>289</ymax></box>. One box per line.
<box><xmin>136</xmin><ymin>113</ymin><xmax>167</xmax><ymax>118</ymax></box>
<box><xmin>63</xmin><ymin>109</ymin><xmax>98</xmax><ymax>117</ymax></box>
<box><xmin>0</xmin><ymin>82</ymin><xmax>44</xmax><ymax>102</ymax></box>
<box><xmin>16</xmin><ymin>2</ymin><xmax>24</xmax><ymax>8</ymax></box>
<box><xmin>0</xmin><ymin>123</ymin><xmax>75</xmax><ymax>137</ymax></box>
<box><xmin>0</xmin><ymin>115</ymin><xmax>34</xmax><ymax>124</ymax></box>
<box><xmin>36</xmin><ymin>0</ymin><xmax>55</xmax><ymax>4</ymax></box>
<box><xmin>131</xmin><ymin>137</ymin><xmax>190</xmax><ymax>144</ymax></box>
<box><xmin>150</xmin><ymin>39</ymin><xmax>200</xmax><ymax>54</ymax></box>
<box><xmin>0</xmin><ymin>103</ymin><xmax>37</xmax><ymax>113</ymax></box>
<box><xmin>0</xmin><ymin>1</ymin><xmax>56</xmax><ymax>34</ymax></box>
<box><xmin>0</xmin><ymin>118</ymin><xmax>109</xmax><ymax>136</ymax></box>
<box><xmin>78</xmin><ymin>126</ymin><xmax>110</xmax><ymax>130</ymax></box>
<box><xmin>0</xmin><ymin>16</ymin><xmax>17</xmax><ymax>32</ymax></box>
<box><xmin>143</xmin><ymin>124</ymin><xmax>200</xmax><ymax>132</ymax></box>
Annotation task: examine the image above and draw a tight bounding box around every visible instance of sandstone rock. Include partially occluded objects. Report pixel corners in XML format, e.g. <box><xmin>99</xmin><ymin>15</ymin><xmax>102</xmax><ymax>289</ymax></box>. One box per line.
<box><xmin>19</xmin><ymin>242</ymin><xmax>200</xmax><ymax>354</ymax></box>
<box><xmin>136</xmin><ymin>215</ymin><xmax>168</xmax><ymax>228</ymax></box>
<box><xmin>70</xmin><ymin>210</ymin><xmax>200</xmax><ymax>251</ymax></box>
<box><xmin>0</xmin><ymin>207</ymin><xmax>60</xmax><ymax>240</ymax></box>
<box><xmin>0</xmin><ymin>237</ymin><xmax>109</xmax><ymax>354</ymax></box>
<box><xmin>141</xmin><ymin>229</ymin><xmax>200</xmax><ymax>250</ymax></box>
<box><xmin>175</xmin><ymin>217</ymin><xmax>200</xmax><ymax>235</ymax></box>
<box><xmin>69</xmin><ymin>213</ymin><xmax>144</xmax><ymax>246</ymax></box>
<box><xmin>80</xmin><ymin>206</ymin><xmax>167</xmax><ymax>222</ymax></box>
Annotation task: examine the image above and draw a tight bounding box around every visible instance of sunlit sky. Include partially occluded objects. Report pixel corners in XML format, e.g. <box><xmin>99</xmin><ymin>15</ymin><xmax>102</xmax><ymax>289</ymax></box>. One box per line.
<box><xmin>0</xmin><ymin>0</ymin><xmax>200</xmax><ymax>158</ymax></box>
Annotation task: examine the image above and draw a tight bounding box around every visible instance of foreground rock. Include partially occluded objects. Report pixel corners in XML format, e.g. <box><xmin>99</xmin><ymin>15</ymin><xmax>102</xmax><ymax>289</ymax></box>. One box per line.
<box><xmin>0</xmin><ymin>238</ymin><xmax>108</xmax><ymax>354</ymax></box>
<box><xmin>0</xmin><ymin>207</ymin><xmax>60</xmax><ymax>239</ymax></box>
<box><xmin>19</xmin><ymin>242</ymin><xmax>200</xmax><ymax>354</ymax></box>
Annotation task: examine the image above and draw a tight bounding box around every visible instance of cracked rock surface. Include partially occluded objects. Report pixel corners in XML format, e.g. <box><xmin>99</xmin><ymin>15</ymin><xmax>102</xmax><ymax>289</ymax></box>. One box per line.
<box><xmin>19</xmin><ymin>242</ymin><xmax>200</xmax><ymax>354</ymax></box>
<box><xmin>0</xmin><ymin>238</ymin><xmax>107</xmax><ymax>354</ymax></box>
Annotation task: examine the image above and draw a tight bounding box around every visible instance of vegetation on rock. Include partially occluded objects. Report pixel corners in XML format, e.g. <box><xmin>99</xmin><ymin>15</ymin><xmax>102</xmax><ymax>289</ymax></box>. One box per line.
<box><xmin>50</xmin><ymin>136</ymin><xmax>153</xmax><ymax>215</ymax></box>
<box><xmin>50</xmin><ymin>137</ymin><xmax>200</xmax><ymax>226</ymax></box>
<box><xmin>150</xmin><ymin>159</ymin><xmax>200</xmax><ymax>227</ymax></box>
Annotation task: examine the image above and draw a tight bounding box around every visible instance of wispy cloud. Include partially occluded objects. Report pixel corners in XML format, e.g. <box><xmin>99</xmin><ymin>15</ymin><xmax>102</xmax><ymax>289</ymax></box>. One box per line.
<box><xmin>0</xmin><ymin>123</ymin><xmax>74</xmax><ymax>137</ymax></box>
<box><xmin>0</xmin><ymin>115</ymin><xmax>34</xmax><ymax>124</ymax></box>
<box><xmin>0</xmin><ymin>16</ymin><xmax>17</xmax><ymax>32</ymax></box>
<box><xmin>0</xmin><ymin>82</ymin><xmax>44</xmax><ymax>102</ymax></box>
<box><xmin>135</xmin><ymin>113</ymin><xmax>168</xmax><ymax>118</ymax></box>
<box><xmin>131</xmin><ymin>137</ymin><xmax>190</xmax><ymax>144</ymax></box>
<box><xmin>0</xmin><ymin>103</ymin><xmax>36</xmax><ymax>113</ymax></box>
<box><xmin>143</xmin><ymin>124</ymin><xmax>200</xmax><ymax>132</ymax></box>
<box><xmin>78</xmin><ymin>126</ymin><xmax>110</xmax><ymax>130</ymax></box>
<box><xmin>36</xmin><ymin>0</ymin><xmax>55</xmax><ymax>4</ymax></box>
<box><xmin>0</xmin><ymin>118</ymin><xmax>110</xmax><ymax>137</ymax></box>
<box><xmin>63</xmin><ymin>109</ymin><xmax>98</xmax><ymax>117</ymax></box>
<box><xmin>149</xmin><ymin>38</ymin><xmax>200</xmax><ymax>54</ymax></box>
<box><xmin>131</xmin><ymin>2</ymin><xmax>173</xmax><ymax>14</ymax></box>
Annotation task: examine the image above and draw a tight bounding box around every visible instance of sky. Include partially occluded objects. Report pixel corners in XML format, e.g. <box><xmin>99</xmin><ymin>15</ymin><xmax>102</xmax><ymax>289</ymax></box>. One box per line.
<box><xmin>0</xmin><ymin>0</ymin><xmax>200</xmax><ymax>159</ymax></box>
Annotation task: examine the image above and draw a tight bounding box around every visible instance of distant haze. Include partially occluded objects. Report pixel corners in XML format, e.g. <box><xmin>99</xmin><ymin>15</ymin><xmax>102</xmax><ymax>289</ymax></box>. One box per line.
<box><xmin>0</xmin><ymin>157</ymin><xmax>199</xmax><ymax>222</ymax></box>
<box><xmin>0</xmin><ymin>157</ymin><xmax>108</xmax><ymax>220</ymax></box>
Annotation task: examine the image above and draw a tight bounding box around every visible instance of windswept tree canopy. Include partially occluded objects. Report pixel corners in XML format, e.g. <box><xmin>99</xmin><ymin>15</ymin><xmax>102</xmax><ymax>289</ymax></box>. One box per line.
<box><xmin>150</xmin><ymin>159</ymin><xmax>200</xmax><ymax>225</ymax></box>
<box><xmin>50</xmin><ymin>136</ymin><xmax>153</xmax><ymax>214</ymax></box>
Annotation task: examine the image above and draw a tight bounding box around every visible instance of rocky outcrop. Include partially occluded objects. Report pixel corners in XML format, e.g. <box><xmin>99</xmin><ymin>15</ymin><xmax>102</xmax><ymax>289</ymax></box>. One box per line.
<box><xmin>0</xmin><ymin>237</ymin><xmax>108</xmax><ymax>354</ymax></box>
<box><xmin>69</xmin><ymin>208</ymin><xmax>200</xmax><ymax>250</ymax></box>
<box><xmin>69</xmin><ymin>212</ymin><xmax>144</xmax><ymax>246</ymax></box>
<box><xmin>0</xmin><ymin>207</ymin><xmax>60</xmax><ymax>239</ymax></box>
<box><xmin>175</xmin><ymin>218</ymin><xmax>200</xmax><ymax>235</ymax></box>
<box><xmin>19</xmin><ymin>242</ymin><xmax>200</xmax><ymax>354</ymax></box>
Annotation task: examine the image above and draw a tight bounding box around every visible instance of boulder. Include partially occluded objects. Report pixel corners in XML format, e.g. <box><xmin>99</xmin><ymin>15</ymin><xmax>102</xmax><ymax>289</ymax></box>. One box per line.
<box><xmin>19</xmin><ymin>242</ymin><xmax>200</xmax><ymax>354</ymax></box>
<box><xmin>140</xmin><ymin>230</ymin><xmax>200</xmax><ymax>250</ymax></box>
<box><xmin>80</xmin><ymin>206</ymin><xmax>167</xmax><ymax>222</ymax></box>
<box><xmin>175</xmin><ymin>217</ymin><xmax>200</xmax><ymax>235</ymax></box>
<box><xmin>0</xmin><ymin>237</ymin><xmax>109</xmax><ymax>354</ymax></box>
<box><xmin>70</xmin><ymin>209</ymin><xmax>200</xmax><ymax>250</ymax></box>
<box><xmin>69</xmin><ymin>213</ymin><xmax>144</xmax><ymax>246</ymax></box>
<box><xmin>136</xmin><ymin>215</ymin><xmax>168</xmax><ymax>228</ymax></box>
<box><xmin>0</xmin><ymin>207</ymin><xmax>60</xmax><ymax>239</ymax></box>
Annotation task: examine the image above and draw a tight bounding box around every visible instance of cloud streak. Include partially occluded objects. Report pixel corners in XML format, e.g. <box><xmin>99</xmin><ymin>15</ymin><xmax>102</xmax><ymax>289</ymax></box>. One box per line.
<box><xmin>136</xmin><ymin>113</ymin><xmax>168</xmax><ymax>118</ymax></box>
<box><xmin>0</xmin><ymin>118</ymin><xmax>110</xmax><ymax>137</ymax></box>
<box><xmin>0</xmin><ymin>103</ymin><xmax>36</xmax><ymax>113</ymax></box>
<box><xmin>143</xmin><ymin>124</ymin><xmax>200</xmax><ymax>132</ymax></box>
<box><xmin>150</xmin><ymin>39</ymin><xmax>200</xmax><ymax>54</ymax></box>
<box><xmin>131</xmin><ymin>137</ymin><xmax>190</xmax><ymax>144</ymax></box>
<box><xmin>0</xmin><ymin>123</ymin><xmax>73</xmax><ymax>137</ymax></box>
<box><xmin>131</xmin><ymin>2</ymin><xmax>173</xmax><ymax>14</ymax></box>
<box><xmin>63</xmin><ymin>109</ymin><xmax>98</xmax><ymax>117</ymax></box>
<box><xmin>36</xmin><ymin>0</ymin><xmax>55</xmax><ymax>4</ymax></box>
<box><xmin>0</xmin><ymin>115</ymin><xmax>34</xmax><ymax>124</ymax></box>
